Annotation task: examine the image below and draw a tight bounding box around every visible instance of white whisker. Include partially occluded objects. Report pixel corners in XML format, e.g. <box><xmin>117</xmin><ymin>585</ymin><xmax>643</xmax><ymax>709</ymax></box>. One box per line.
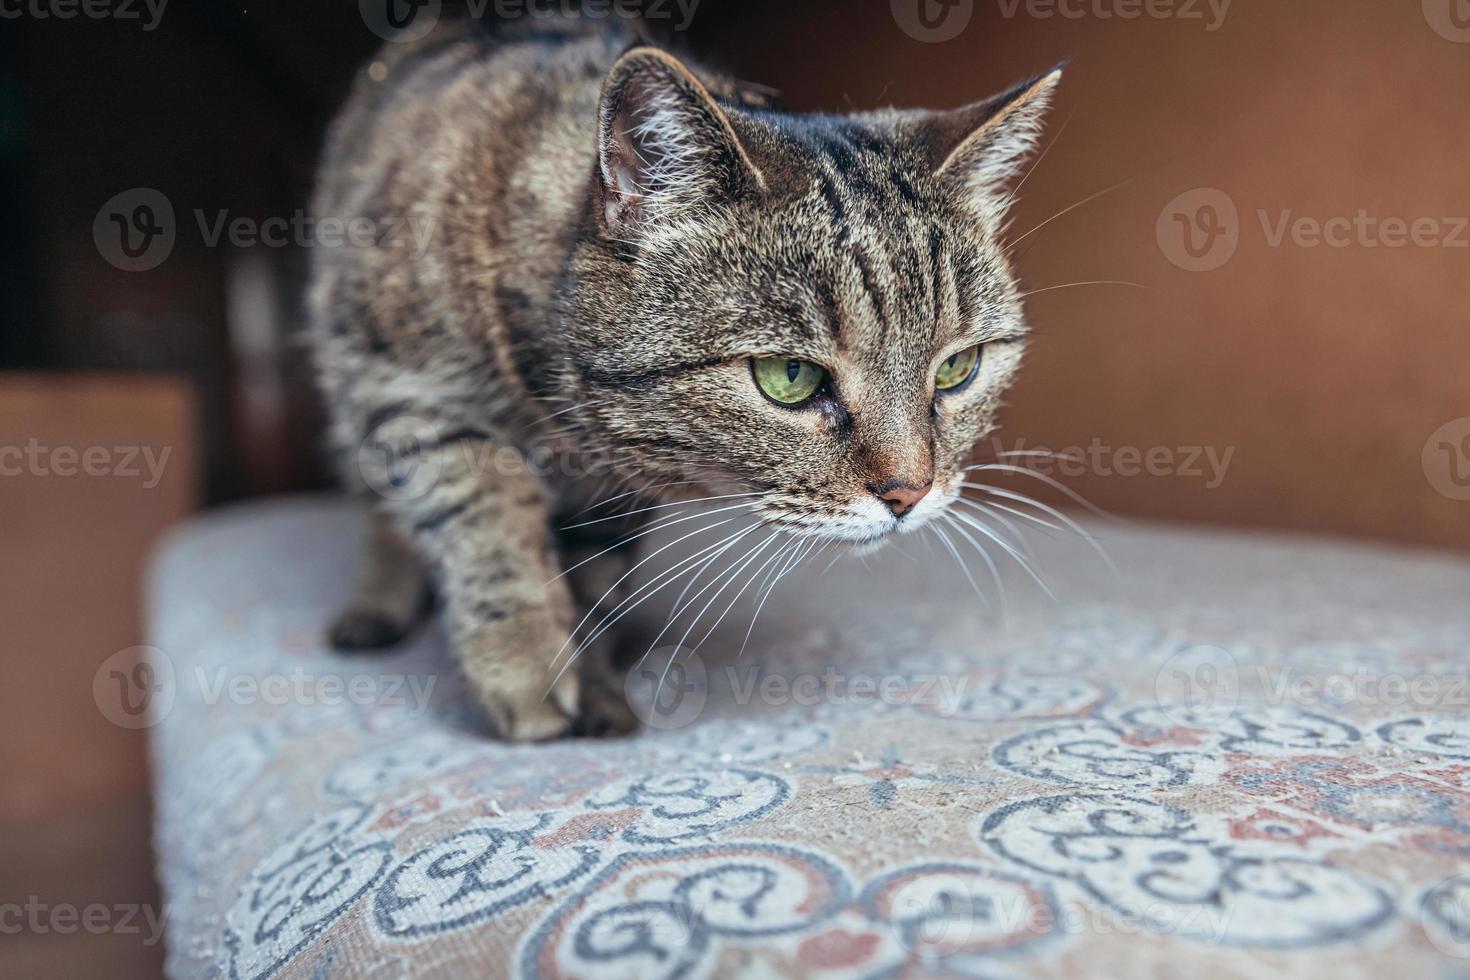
<box><xmin>1011</xmin><ymin>108</ymin><xmax>1072</xmax><ymax>196</ymax></box>
<box><xmin>560</xmin><ymin>491</ymin><xmax>762</xmax><ymax>531</ymax></box>
<box><xmin>549</xmin><ymin>513</ymin><xmax>744</xmax><ymax>674</ymax></box>
<box><xmin>550</xmin><ymin>499</ymin><xmax>760</xmax><ymax>583</ymax></box>
<box><xmin>958</xmin><ymin>497</ymin><xmax>1042</xmax><ymax>559</ymax></box>
<box><xmin>959</xmin><ymin>487</ymin><xmax>1065</xmax><ymax>535</ymax></box>
<box><xmin>961</xmin><ymin>482</ymin><xmax>1118</xmax><ymax>577</ymax></box>
<box><xmin>738</xmin><ymin>538</ymin><xmax>807</xmax><ymax>660</ymax></box>
<box><xmin>939</xmin><ymin>513</ymin><xmax>1009</xmax><ymax>620</ymax></box>
<box><xmin>930</xmin><ymin>519</ymin><xmax>991</xmax><ymax>611</ymax></box>
<box><xmin>532</xmin><ymin>399</ymin><xmax>609</xmax><ymax>427</ymax></box>
<box><xmin>689</xmin><ymin>534</ymin><xmax>797</xmax><ymax>655</ymax></box>
<box><xmin>1006</xmin><ymin>179</ymin><xmax>1131</xmax><ymax>254</ymax></box>
<box><xmin>1017</xmin><ymin>280</ymin><xmax>1146</xmax><ymax>301</ymax></box>
<box><xmin>572</xmin><ymin>478</ymin><xmax>707</xmax><ymax>518</ymax></box>
<box><xmin>669</xmin><ymin>532</ymin><xmax>782</xmax><ymax>665</ymax></box>
<box><xmin>638</xmin><ymin>529</ymin><xmax>780</xmax><ymax>677</ymax></box>
<box><xmin>949</xmin><ymin>508</ymin><xmax>1058</xmax><ymax>603</ymax></box>
<box><xmin>551</xmin><ymin>520</ymin><xmax>761</xmax><ymax>681</ymax></box>
<box><xmin>962</xmin><ymin>462</ymin><xmax>1113</xmax><ymax>519</ymax></box>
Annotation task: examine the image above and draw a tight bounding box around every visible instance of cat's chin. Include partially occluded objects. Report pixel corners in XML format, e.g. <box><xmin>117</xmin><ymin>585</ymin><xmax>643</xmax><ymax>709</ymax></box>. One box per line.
<box><xmin>841</xmin><ymin>519</ymin><xmax>939</xmax><ymax>557</ymax></box>
<box><xmin>779</xmin><ymin>491</ymin><xmax>954</xmax><ymax>551</ymax></box>
<box><xmin>839</xmin><ymin>515</ymin><xmax>942</xmax><ymax>556</ymax></box>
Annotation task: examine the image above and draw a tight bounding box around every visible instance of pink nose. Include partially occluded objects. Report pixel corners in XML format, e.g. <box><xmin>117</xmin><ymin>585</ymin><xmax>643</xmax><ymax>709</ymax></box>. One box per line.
<box><xmin>874</xmin><ymin>479</ymin><xmax>933</xmax><ymax>518</ymax></box>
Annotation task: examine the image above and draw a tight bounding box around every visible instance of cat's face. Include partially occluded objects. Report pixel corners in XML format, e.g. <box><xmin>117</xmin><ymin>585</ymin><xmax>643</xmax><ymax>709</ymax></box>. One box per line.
<box><xmin>561</xmin><ymin>49</ymin><xmax>1059</xmax><ymax>546</ymax></box>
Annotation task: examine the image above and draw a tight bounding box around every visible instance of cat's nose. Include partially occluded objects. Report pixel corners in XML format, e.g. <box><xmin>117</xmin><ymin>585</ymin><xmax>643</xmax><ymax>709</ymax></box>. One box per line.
<box><xmin>872</xmin><ymin>478</ymin><xmax>933</xmax><ymax>518</ymax></box>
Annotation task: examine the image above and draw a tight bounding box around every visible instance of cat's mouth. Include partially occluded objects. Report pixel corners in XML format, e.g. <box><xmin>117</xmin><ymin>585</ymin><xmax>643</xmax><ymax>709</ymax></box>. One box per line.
<box><xmin>767</xmin><ymin>485</ymin><xmax>956</xmax><ymax>547</ymax></box>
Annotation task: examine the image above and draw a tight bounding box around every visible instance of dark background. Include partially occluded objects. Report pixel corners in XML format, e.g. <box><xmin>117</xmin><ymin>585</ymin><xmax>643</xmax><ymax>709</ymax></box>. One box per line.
<box><xmin>6</xmin><ymin>0</ymin><xmax>1469</xmax><ymax>547</ymax></box>
<box><xmin>2</xmin><ymin>1</ymin><xmax>1468</xmax><ymax>975</ymax></box>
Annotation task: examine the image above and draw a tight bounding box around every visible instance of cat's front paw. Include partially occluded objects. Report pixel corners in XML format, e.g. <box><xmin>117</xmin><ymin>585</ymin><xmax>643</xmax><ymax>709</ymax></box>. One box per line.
<box><xmin>475</xmin><ymin>668</ymin><xmax>579</xmax><ymax>743</ymax></box>
<box><xmin>456</xmin><ymin>626</ymin><xmax>582</xmax><ymax>742</ymax></box>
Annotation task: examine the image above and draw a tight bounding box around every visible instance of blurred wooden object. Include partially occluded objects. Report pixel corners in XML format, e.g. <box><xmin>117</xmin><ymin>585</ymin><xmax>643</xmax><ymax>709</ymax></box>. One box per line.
<box><xmin>0</xmin><ymin>373</ymin><xmax>196</xmax><ymax>979</ymax></box>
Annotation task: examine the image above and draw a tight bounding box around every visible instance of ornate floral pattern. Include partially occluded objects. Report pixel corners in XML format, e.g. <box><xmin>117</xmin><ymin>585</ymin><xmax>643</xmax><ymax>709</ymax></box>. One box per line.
<box><xmin>979</xmin><ymin>794</ymin><xmax>1395</xmax><ymax>949</ymax></box>
<box><xmin>148</xmin><ymin>499</ymin><xmax>1470</xmax><ymax>978</ymax></box>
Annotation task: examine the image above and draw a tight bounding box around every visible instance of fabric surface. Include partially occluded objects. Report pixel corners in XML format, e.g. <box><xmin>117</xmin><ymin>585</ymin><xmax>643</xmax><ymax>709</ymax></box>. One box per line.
<box><xmin>146</xmin><ymin>496</ymin><xmax>1470</xmax><ymax>979</ymax></box>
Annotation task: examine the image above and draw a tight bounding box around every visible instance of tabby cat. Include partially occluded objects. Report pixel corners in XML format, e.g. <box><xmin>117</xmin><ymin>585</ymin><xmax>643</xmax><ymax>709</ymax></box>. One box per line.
<box><xmin>310</xmin><ymin>16</ymin><xmax>1060</xmax><ymax>740</ymax></box>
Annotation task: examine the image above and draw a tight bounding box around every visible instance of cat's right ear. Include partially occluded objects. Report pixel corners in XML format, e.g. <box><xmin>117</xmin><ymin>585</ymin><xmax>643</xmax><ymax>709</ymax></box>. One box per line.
<box><xmin>921</xmin><ymin>66</ymin><xmax>1063</xmax><ymax>229</ymax></box>
<box><xmin>596</xmin><ymin>47</ymin><xmax>765</xmax><ymax>241</ymax></box>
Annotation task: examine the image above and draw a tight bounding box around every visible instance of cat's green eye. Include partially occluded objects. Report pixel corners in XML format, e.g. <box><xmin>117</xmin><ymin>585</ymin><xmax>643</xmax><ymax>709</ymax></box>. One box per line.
<box><xmin>935</xmin><ymin>345</ymin><xmax>981</xmax><ymax>391</ymax></box>
<box><xmin>752</xmin><ymin>357</ymin><xmax>826</xmax><ymax>406</ymax></box>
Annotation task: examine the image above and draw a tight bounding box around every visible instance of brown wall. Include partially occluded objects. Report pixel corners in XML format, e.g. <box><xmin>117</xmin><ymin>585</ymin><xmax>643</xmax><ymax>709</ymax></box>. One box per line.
<box><xmin>702</xmin><ymin>0</ymin><xmax>1470</xmax><ymax>552</ymax></box>
<box><xmin>0</xmin><ymin>375</ymin><xmax>194</xmax><ymax>977</ymax></box>
<box><xmin>10</xmin><ymin>2</ymin><xmax>1466</xmax><ymax>551</ymax></box>
<box><xmin>0</xmin><ymin>377</ymin><xmax>195</xmax><ymax>818</ymax></box>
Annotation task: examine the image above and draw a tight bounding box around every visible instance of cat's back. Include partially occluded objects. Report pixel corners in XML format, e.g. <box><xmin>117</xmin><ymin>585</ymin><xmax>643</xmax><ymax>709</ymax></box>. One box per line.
<box><xmin>318</xmin><ymin>19</ymin><xmax>630</xmax><ymax>231</ymax></box>
<box><xmin>309</xmin><ymin>18</ymin><xmax>633</xmax><ymax>379</ymax></box>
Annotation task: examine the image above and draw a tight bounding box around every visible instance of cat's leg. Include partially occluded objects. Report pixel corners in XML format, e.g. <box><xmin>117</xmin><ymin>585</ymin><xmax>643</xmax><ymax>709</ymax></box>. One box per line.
<box><xmin>556</xmin><ymin>523</ymin><xmax>645</xmax><ymax>737</ymax></box>
<box><xmin>330</xmin><ymin>509</ymin><xmax>432</xmax><ymax>651</ymax></box>
<box><xmin>386</xmin><ymin>430</ymin><xmax>581</xmax><ymax>742</ymax></box>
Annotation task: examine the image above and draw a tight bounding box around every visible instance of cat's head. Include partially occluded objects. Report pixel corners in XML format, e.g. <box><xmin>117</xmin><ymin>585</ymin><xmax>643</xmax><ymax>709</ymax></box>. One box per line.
<box><xmin>560</xmin><ymin>47</ymin><xmax>1060</xmax><ymax>545</ymax></box>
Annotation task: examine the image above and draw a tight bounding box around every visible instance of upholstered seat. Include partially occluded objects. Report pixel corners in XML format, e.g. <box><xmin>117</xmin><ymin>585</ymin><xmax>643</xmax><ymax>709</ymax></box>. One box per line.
<box><xmin>147</xmin><ymin>496</ymin><xmax>1470</xmax><ymax>978</ymax></box>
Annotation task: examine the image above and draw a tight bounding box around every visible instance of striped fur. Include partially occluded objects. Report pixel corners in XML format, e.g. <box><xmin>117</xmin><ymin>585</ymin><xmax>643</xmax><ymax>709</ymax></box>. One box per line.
<box><xmin>309</xmin><ymin>16</ymin><xmax>1060</xmax><ymax>740</ymax></box>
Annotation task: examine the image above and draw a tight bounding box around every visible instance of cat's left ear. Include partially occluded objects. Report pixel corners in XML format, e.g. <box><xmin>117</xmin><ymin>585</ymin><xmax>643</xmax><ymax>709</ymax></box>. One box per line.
<box><xmin>596</xmin><ymin>46</ymin><xmax>765</xmax><ymax>240</ymax></box>
<box><xmin>921</xmin><ymin>66</ymin><xmax>1063</xmax><ymax>225</ymax></box>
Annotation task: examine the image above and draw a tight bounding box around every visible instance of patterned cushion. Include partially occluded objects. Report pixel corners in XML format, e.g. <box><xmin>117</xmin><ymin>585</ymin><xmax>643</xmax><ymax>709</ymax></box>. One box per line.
<box><xmin>146</xmin><ymin>496</ymin><xmax>1470</xmax><ymax>979</ymax></box>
